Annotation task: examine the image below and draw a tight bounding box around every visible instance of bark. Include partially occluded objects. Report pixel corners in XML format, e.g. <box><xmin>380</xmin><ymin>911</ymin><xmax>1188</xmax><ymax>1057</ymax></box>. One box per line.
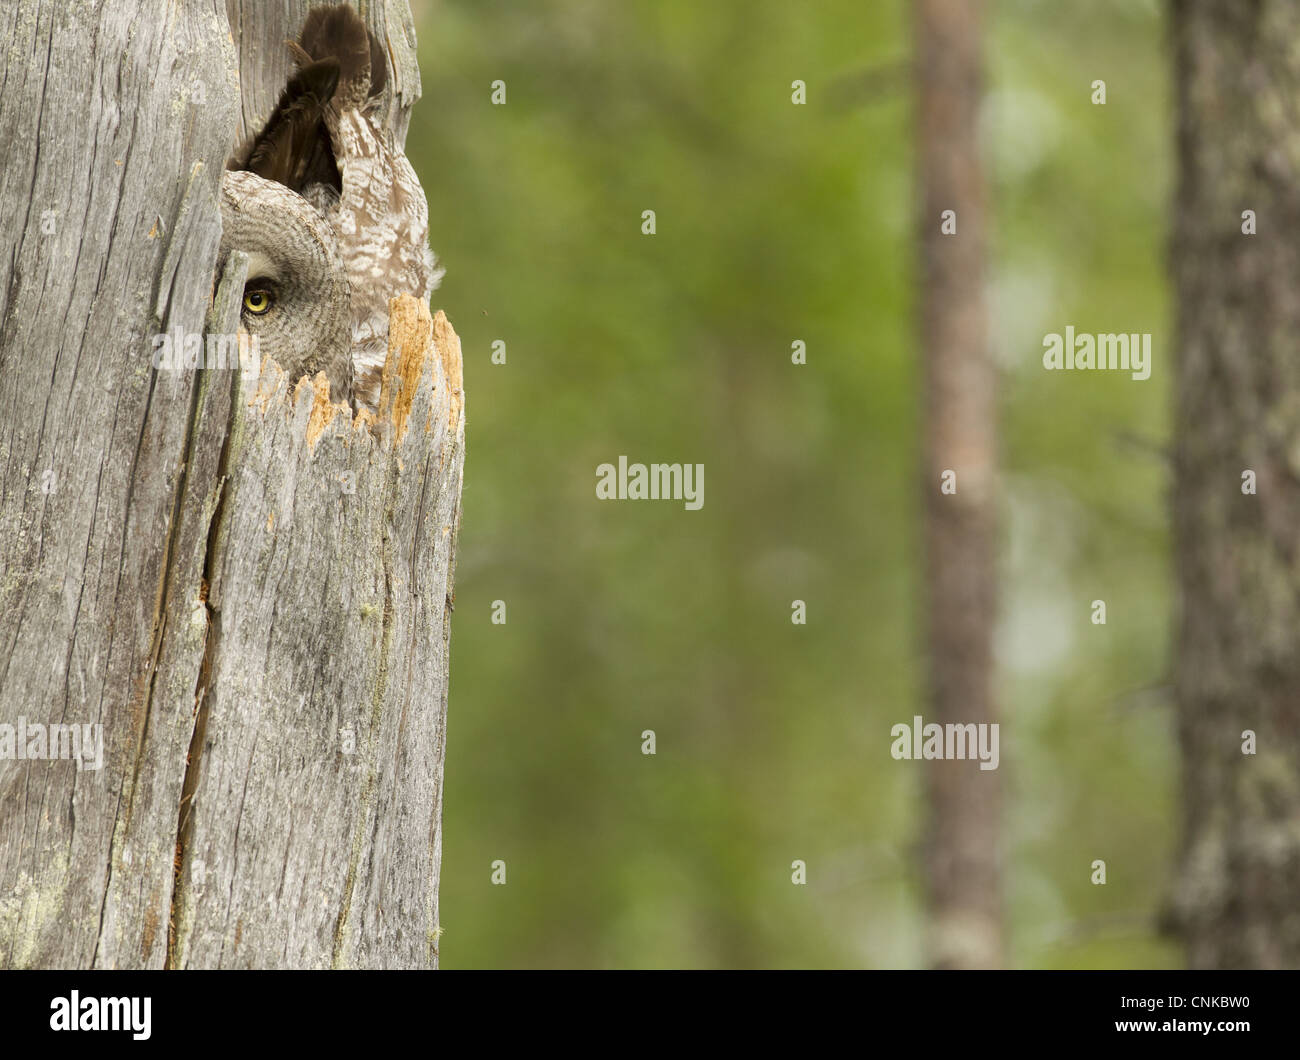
<box><xmin>0</xmin><ymin>0</ymin><xmax>463</xmax><ymax>969</ymax></box>
<box><xmin>916</xmin><ymin>0</ymin><xmax>1002</xmax><ymax>970</ymax></box>
<box><xmin>1169</xmin><ymin>0</ymin><xmax>1300</xmax><ymax>969</ymax></box>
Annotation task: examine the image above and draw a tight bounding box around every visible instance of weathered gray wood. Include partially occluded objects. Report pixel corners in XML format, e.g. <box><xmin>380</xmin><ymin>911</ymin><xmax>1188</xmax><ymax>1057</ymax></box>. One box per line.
<box><xmin>0</xmin><ymin>0</ymin><xmax>461</xmax><ymax>969</ymax></box>
<box><xmin>168</xmin><ymin>297</ymin><xmax>462</xmax><ymax>969</ymax></box>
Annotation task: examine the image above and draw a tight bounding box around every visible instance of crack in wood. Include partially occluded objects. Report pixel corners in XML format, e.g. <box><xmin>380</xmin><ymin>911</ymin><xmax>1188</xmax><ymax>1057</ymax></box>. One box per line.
<box><xmin>164</xmin><ymin>253</ymin><xmax>246</xmax><ymax>969</ymax></box>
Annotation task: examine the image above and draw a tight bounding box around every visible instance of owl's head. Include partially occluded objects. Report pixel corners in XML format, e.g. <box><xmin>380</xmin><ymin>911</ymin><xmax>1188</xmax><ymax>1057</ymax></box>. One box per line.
<box><xmin>219</xmin><ymin>169</ymin><xmax>353</xmax><ymax>404</ymax></box>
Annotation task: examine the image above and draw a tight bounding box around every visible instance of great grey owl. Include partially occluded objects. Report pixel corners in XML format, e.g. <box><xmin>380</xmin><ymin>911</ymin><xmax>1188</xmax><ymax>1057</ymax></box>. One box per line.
<box><xmin>219</xmin><ymin>3</ymin><xmax>442</xmax><ymax>411</ymax></box>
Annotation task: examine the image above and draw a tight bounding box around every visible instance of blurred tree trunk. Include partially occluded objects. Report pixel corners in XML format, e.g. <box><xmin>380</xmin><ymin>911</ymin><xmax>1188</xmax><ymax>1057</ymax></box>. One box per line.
<box><xmin>1169</xmin><ymin>0</ymin><xmax>1300</xmax><ymax>969</ymax></box>
<box><xmin>0</xmin><ymin>0</ymin><xmax>462</xmax><ymax>969</ymax></box>
<box><xmin>915</xmin><ymin>0</ymin><xmax>1002</xmax><ymax>969</ymax></box>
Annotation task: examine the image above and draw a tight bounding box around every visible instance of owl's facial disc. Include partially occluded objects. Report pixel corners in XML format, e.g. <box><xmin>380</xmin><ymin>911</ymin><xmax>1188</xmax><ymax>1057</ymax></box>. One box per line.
<box><xmin>219</xmin><ymin>168</ymin><xmax>354</xmax><ymax>404</ymax></box>
<box><xmin>242</xmin><ymin>252</ymin><xmax>281</xmax><ymax>285</ymax></box>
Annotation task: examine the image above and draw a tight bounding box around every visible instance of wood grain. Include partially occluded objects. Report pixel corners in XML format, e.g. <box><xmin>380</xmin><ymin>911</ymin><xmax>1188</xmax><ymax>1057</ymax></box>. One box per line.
<box><xmin>0</xmin><ymin>0</ymin><xmax>460</xmax><ymax>969</ymax></box>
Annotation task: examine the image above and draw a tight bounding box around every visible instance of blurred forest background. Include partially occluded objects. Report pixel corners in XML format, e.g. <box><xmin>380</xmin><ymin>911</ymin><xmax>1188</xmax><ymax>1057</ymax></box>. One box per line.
<box><xmin>409</xmin><ymin>0</ymin><xmax>1173</xmax><ymax>968</ymax></box>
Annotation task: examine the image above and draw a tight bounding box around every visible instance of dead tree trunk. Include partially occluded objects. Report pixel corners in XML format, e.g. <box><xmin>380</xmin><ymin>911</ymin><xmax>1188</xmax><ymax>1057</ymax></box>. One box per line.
<box><xmin>0</xmin><ymin>0</ymin><xmax>463</xmax><ymax>969</ymax></box>
<box><xmin>916</xmin><ymin>0</ymin><xmax>1003</xmax><ymax>970</ymax></box>
<box><xmin>1168</xmin><ymin>0</ymin><xmax>1300</xmax><ymax>969</ymax></box>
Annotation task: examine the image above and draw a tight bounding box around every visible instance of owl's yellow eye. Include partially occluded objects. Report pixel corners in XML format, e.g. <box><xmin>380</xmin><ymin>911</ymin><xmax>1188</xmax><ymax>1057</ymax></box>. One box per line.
<box><xmin>243</xmin><ymin>289</ymin><xmax>273</xmax><ymax>314</ymax></box>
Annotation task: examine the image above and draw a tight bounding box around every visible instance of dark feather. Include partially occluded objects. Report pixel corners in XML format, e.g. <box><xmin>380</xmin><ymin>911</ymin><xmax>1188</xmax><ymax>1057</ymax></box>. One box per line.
<box><xmin>243</xmin><ymin>59</ymin><xmax>341</xmax><ymax>194</ymax></box>
<box><xmin>367</xmin><ymin>26</ymin><xmax>388</xmax><ymax>101</ymax></box>
<box><xmin>297</xmin><ymin>4</ymin><xmax>383</xmax><ymax>107</ymax></box>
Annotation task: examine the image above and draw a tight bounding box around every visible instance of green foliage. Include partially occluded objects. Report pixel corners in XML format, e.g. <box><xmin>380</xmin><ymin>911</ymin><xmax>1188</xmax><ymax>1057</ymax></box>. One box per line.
<box><xmin>409</xmin><ymin>0</ymin><xmax>1176</xmax><ymax>968</ymax></box>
